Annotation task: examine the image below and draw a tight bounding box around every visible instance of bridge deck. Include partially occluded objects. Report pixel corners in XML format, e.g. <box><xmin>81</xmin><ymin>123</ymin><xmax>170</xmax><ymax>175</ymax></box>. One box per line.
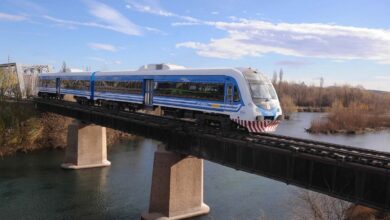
<box><xmin>34</xmin><ymin>98</ymin><xmax>390</xmax><ymax>211</ymax></box>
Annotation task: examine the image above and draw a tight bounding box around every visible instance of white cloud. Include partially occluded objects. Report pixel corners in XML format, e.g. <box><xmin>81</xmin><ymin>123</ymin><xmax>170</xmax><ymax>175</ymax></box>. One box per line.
<box><xmin>375</xmin><ymin>76</ymin><xmax>390</xmax><ymax>80</ymax></box>
<box><xmin>43</xmin><ymin>1</ymin><xmax>141</xmax><ymax>36</ymax></box>
<box><xmin>171</xmin><ymin>22</ymin><xmax>200</xmax><ymax>27</ymax></box>
<box><xmin>211</xmin><ymin>11</ymin><xmax>219</xmax><ymax>15</ymax></box>
<box><xmin>7</xmin><ymin>0</ymin><xmax>47</xmax><ymax>13</ymax></box>
<box><xmin>126</xmin><ymin>0</ymin><xmax>199</xmax><ymax>23</ymax></box>
<box><xmin>176</xmin><ymin>19</ymin><xmax>390</xmax><ymax>64</ymax></box>
<box><xmin>144</xmin><ymin>26</ymin><xmax>167</xmax><ymax>35</ymax></box>
<box><xmin>125</xmin><ymin>2</ymin><xmax>174</xmax><ymax>17</ymax></box>
<box><xmin>87</xmin><ymin>56</ymin><xmax>122</xmax><ymax>65</ymax></box>
<box><xmin>0</xmin><ymin>12</ymin><xmax>27</xmax><ymax>21</ymax></box>
<box><xmin>86</xmin><ymin>0</ymin><xmax>141</xmax><ymax>35</ymax></box>
<box><xmin>88</xmin><ymin>42</ymin><xmax>117</xmax><ymax>52</ymax></box>
<box><xmin>275</xmin><ymin>60</ymin><xmax>309</xmax><ymax>67</ymax></box>
<box><xmin>43</xmin><ymin>15</ymin><xmax>118</xmax><ymax>32</ymax></box>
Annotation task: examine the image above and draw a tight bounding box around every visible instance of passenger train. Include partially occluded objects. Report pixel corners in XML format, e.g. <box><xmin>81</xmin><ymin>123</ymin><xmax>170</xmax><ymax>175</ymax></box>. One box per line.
<box><xmin>37</xmin><ymin>64</ymin><xmax>282</xmax><ymax>133</ymax></box>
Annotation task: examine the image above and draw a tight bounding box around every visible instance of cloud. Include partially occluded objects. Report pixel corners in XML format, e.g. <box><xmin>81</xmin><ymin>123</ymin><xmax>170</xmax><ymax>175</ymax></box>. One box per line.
<box><xmin>126</xmin><ymin>0</ymin><xmax>199</xmax><ymax>23</ymax></box>
<box><xmin>211</xmin><ymin>11</ymin><xmax>219</xmax><ymax>15</ymax></box>
<box><xmin>86</xmin><ymin>0</ymin><xmax>141</xmax><ymax>35</ymax></box>
<box><xmin>144</xmin><ymin>26</ymin><xmax>167</xmax><ymax>35</ymax></box>
<box><xmin>125</xmin><ymin>1</ymin><xmax>174</xmax><ymax>17</ymax></box>
<box><xmin>171</xmin><ymin>22</ymin><xmax>201</xmax><ymax>27</ymax></box>
<box><xmin>43</xmin><ymin>1</ymin><xmax>141</xmax><ymax>36</ymax></box>
<box><xmin>0</xmin><ymin>12</ymin><xmax>27</xmax><ymax>21</ymax></box>
<box><xmin>87</xmin><ymin>56</ymin><xmax>122</xmax><ymax>65</ymax></box>
<box><xmin>375</xmin><ymin>76</ymin><xmax>390</xmax><ymax>80</ymax></box>
<box><xmin>176</xmin><ymin>19</ymin><xmax>390</xmax><ymax>64</ymax></box>
<box><xmin>6</xmin><ymin>0</ymin><xmax>47</xmax><ymax>13</ymax></box>
<box><xmin>275</xmin><ymin>60</ymin><xmax>309</xmax><ymax>67</ymax></box>
<box><xmin>88</xmin><ymin>42</ymin><xmax>117</xmax><ymax>52</ymax></box>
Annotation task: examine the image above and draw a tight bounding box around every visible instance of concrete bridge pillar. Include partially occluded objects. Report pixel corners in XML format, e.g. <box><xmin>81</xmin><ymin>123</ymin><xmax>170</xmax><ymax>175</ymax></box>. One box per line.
<box><xmin>142</xmin><ymin>145</ymin><xmax>210</xmax><ymax>220</ymax></box>
<box><xmin>61</xmin><ymin>120</ymin><xmax>111</xmax><ymax>169</ymax></box>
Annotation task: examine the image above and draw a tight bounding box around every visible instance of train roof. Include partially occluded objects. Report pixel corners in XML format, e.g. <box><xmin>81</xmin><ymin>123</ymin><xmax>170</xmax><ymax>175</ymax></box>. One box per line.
<box><xmin>39</xmin><ymin>64</ymin><xmax>269</xmax><ymax>82</ymax></box>
<box><xmin>39</xmin><ymin>71</ymin><xmax>91</xmax><ymax>77</ymax></box>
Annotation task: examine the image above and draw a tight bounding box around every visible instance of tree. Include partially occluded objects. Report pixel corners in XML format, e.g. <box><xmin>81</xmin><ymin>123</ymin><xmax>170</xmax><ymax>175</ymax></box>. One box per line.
<box><xmin>279</xmin><ymin>68</ymin><xmax>284</xmax><ymax>84</ymax></box>
<box><xmin>280</xmin><ymin>95</ymin><xmax>297</xmax><ymax>119</ymax></box>
<box><xmin>318</xmin><ymin>77</ymin><xmax>324</xmax><ymax>108</ymax></box>
<box><xmin>61</xmin><ymin>61</ymin><xmax>67</xmax><ymax>73</ymax></box>
<box><xmin>0</xmin><ymin>69</ymin><xmax>18</xmax><ymax>100</ymax></box>
<box><xmin>272</xmin><ymin>71</ymin><xmax>278</xmax><ymax>84</ymax></box>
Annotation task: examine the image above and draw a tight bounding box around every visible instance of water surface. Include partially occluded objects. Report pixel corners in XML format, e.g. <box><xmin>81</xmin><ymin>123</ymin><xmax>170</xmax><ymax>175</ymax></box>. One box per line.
<box><xmin>0</xmin><ymin>113</ymin><xmax>389</xmax><ymax>219</ymax></box>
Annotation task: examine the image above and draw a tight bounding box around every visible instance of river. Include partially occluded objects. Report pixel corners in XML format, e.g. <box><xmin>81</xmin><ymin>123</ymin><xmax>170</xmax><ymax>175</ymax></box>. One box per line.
<box><xmin>0</xmin><ymin>113</ymin><xmax>389</xmax><ymax>219</ymax></box>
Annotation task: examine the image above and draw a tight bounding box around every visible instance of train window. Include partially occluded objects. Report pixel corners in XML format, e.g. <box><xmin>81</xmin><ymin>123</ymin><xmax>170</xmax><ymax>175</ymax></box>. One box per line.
<box><xmin>94</xmin><ymin>81</ymin><xmax>142</xmax><ymax>94</ymax></box>
<box><xmin>39</xmin><ymin>79</ymin><xmax>56</xmax><ymax>88</ymax></box>
<box><xmin>233</xmin><ymin>85</ymin><xmax>240</xmax><ymax>102</ymax></box>
<box><xmin>155</xmin><ymin>82</ymin><xmax>224</xmax><ymax>101</ymax></box>
<box><xmin>61</xmin><ymin>80</ymin><xmax>90</xmax><ymax>90</ymax></box>
<box><xmin>249</xmin><ymin>83</ymin><xmax>277</xmax><ymax>99</ymax></box>
<box><xmin>227</xmin><ymin>85</ymin><xmax>233</xmax><ymax>103</ymax></box>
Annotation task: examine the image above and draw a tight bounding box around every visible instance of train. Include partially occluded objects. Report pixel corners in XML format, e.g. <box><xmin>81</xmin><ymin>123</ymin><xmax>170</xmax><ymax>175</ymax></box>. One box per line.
<box><xmin>37</xmin><ymin>63</ymin><xmax>282</xmax><ymax>133</ymax></box>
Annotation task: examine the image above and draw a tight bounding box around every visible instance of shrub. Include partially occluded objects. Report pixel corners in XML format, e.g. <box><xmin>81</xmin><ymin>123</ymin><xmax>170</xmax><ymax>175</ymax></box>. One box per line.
<box><xmin>307</xmin><ymin>100</ymin><xmax>390</xmax><ymax>134</ymax></box>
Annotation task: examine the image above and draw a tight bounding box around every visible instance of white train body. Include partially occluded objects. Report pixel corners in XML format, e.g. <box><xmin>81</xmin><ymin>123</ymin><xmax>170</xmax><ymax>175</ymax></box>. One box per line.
<box><xmin>38</xmin><ymin>64</ymin><xmax>283</xmax><ymax>133</ymax></box>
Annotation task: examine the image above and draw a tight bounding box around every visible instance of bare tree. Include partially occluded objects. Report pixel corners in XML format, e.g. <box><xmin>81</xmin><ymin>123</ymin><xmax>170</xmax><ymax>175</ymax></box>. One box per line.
<box><xmin>61</xmin><ymin>61</ymin><xmax>67</xmax><ymax>73</ymax></box>
<box><xmin>291</xmin><ymin>190</ymin><xmax>351</xmax><ymax>220</ymax></box>
<box><xmin>272</xmin><ymin>71</ymin><xmax>278</xmax><ymax>85</ymax></box>
<box><xmin>279</xmin><ymin>68</ymin><xmax>284</xmax><ymax>84</ymax></box>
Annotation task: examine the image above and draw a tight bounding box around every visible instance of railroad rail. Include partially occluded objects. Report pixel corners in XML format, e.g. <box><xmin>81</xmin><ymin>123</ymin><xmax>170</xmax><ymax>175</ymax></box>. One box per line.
<box><xmin>33</xmin><ymin>98</ymin><xmax>390</xmax><ymax>211</ymax></box>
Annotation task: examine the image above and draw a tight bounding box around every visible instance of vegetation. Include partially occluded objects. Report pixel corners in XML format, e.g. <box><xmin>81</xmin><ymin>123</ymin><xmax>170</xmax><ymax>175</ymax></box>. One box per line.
<box><xmin>272</xmin><ymin>71</ymin><xmax>390</xmax><ymax>132</ymax></box>
<box><xmin>279</xmin><ymin>94</ymin><xmax>297</xmax><ymax>119</ymax></box>
<box><xmin>308</xmin><ymin>101</ymin><xmax>390</xmax><ymax>134</ymax></box>
<box><xmin>0</xmin><ymin>69</ymin><xmax>20</xmax><ymax>100</ymax></box>
<box><xmin>0</xmin><ymin>99</ymin><xmax>138</xmax><ymax>157</ymax></box>
<box><xmin>275</xmin><ymin>79</ymin><xmax>390</xmax><ymax>111</ymax></box>
<box><xmin>0</xmin><ymin>101</ymin><xmax>42</xmax><ymax>156</ymax></box>
<box><xmin>292</xmin><ymin>190</ymin><xmax>390</xmax><ymax>220</ymax></box>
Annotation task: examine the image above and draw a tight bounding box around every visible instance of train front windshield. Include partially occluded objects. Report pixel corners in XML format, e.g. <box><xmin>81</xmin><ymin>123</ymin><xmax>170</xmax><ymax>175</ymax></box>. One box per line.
<box><xmin>249</xmin><ymin>82</ymin><xmax>277</xmax><ymax>100</ymax></box>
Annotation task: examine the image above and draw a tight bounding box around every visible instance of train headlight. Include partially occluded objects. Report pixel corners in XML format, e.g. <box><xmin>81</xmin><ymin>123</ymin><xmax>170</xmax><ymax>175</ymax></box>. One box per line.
<box><xmin>259</xmin><ymin>102</ymin><xmax>271</xmax><ymax>110</ymax></box>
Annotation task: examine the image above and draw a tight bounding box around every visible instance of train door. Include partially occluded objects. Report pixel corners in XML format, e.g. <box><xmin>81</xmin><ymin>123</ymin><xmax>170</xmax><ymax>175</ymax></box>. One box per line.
<box><xmin>225</xmin><ymin>82</ymin><xmax>233</xmax><ymax>106</ymax></box>
<box><xmin>56</xmin><ymin>78</ymin><xmax>61</xmax><ymax>97</ymax></box>
<box><xmin>143</xmin><ymin>79</ymin><xmax>154</xmax><ymax>106</ymax></box>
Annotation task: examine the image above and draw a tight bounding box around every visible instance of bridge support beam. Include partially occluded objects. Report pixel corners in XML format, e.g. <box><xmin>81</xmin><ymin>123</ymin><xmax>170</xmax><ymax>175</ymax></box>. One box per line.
<box><xmin>61</xmin><ymin>120</ymin><xmax>111</xmax><ymax>169</ymax></box>
<box><xmin>142</xmin><ymin>145</ymin><xmax>210</xmax><ymax>220</ymax></box>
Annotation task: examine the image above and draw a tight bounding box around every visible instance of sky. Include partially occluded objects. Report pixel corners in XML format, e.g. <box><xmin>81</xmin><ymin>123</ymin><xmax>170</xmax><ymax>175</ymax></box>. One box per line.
<box><xmin>1</xmin><ymin>0</ymin><xmax>390</xmax><ymax>91</ymax></box>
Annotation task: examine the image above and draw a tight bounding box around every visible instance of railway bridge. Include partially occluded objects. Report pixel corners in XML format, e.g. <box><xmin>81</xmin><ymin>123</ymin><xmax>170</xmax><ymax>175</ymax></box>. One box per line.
<box><xmin>34</xmin><ymin>98</ymin><xmax>390</xmax><ymax>219</ymax></box>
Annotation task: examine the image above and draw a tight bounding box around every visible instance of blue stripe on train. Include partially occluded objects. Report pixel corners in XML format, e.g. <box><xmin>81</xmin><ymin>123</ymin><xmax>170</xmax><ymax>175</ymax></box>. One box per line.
<box><xmin>94</xmin><ymin>96</ymin><xmax>143</xmax><ymax>104</ymax></box>
<box><xmin>154</xmin><ymin>97</ymin><xmax>240</xmax><ymax>109</ymax></box>
<box><xmin>154</xmin><ymin>101</ymin><xmax>236</xmax><ymax>112</ymax></box>
<box><xmin>38</xmin><ymin>88</ymin><xmax>241</xmax><ymax>112</ymax></box>
<box><xmin>155</xmin><ymin>101</ymin><xmax>239</xmax><ymax>111</ymax></box>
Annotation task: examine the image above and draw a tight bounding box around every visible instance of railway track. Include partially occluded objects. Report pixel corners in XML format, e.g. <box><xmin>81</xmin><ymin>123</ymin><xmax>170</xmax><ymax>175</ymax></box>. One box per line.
<box><xmin>34</xmin><ymin>98</ymin><xmax>390</xmax><ymax>170</ymax></box>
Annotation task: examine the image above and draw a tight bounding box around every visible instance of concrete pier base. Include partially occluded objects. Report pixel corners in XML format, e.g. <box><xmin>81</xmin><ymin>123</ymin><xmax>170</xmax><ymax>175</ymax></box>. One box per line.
<box><xmin>61</xmin><ymin>120</ymin><xmax>111</xmax><ymax>169</ymax></box>
<box><xmin>142</xmin><ymin>146</ymin><xmax>210</xmax><ymax>220</ymax></box>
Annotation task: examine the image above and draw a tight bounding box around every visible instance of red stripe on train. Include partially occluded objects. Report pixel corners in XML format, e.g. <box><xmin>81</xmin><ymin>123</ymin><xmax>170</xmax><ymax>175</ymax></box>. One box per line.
<box><xmin>232</xmin><ymin>119</ymin><xmax>280</xmax><ymax>133</ymax></box>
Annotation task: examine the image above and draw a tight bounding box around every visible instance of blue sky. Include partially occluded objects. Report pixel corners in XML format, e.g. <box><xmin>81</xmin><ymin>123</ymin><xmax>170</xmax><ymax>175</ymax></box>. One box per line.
<box><xmin>1</xmin><ymin>0</ymin><xmax>390</xmax><ymax>91</ymax></box>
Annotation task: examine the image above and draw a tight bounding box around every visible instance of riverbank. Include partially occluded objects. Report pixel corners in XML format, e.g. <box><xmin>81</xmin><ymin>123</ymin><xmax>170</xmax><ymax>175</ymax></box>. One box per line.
<box><xmin>0</xmin><ymin>101</ymin><xmax>139</xmax><ymax>158</ymax></box>
<box><xmin>306</xmin><ymin>101</ymin><xmax>390</xmax><ymax>134</ymax></box>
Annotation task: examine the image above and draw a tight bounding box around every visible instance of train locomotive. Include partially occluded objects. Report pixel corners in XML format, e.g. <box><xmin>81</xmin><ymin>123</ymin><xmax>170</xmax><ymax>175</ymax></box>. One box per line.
<box><xmin>37</xmin><ymin>64</ymin><xmax>282</xmax><ymax>133</ymax></box>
